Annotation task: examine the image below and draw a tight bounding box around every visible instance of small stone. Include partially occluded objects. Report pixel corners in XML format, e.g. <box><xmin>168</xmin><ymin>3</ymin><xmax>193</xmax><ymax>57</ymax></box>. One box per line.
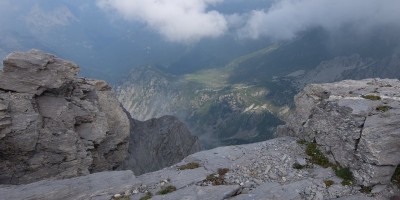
<box><xmin>371</xmin><ymin>184</ymin><xmax>386</xmax><ymax>194</ymax></box>
<box><xmin>114</xmin><ymin>194</ymin><xmax>122</xmax><ymax>198</ymax></box>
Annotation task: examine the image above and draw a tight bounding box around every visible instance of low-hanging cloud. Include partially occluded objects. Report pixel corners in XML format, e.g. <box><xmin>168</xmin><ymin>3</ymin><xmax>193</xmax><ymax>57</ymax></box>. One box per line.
<box><xmin>97</xmin><ymin>0</ymin><xmax>228</xmax><ymax>43</ymax></box>
<box><xmin>239</xmin><ymin>0</ymin><xmax>400</xmax><ymax>40</ymax></box>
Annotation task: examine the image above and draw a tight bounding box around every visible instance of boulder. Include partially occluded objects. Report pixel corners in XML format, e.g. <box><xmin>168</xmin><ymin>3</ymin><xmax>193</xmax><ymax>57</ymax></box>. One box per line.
<box><xmin>278</xmin><ymin>78</ymin><xmax>400</xmax><ymax>185</ymax></box>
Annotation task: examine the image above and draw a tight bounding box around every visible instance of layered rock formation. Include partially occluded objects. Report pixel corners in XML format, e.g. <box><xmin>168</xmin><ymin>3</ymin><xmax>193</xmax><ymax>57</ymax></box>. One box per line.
<box><xmin>0</xmin><ymin>50</ymin><xmax>201</xmax><ymax>185</ymax></box>
<box><xmin>0</xmin><ymin>50</ymin><xmax>130</xmax><ymax>184</ymax></box>
<box><xmin>122</xmin><ymin>115</ymin><xmax>202</xmax><ymax>175</ymax></box>
<box><xmin>278</xmin><ymin>78</ymin><xmax>400</xmax><ymax>186</ymax></box>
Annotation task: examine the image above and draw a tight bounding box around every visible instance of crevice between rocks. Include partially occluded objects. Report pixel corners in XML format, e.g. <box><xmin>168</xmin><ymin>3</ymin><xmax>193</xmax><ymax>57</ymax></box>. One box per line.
<box><xmin>354</xmin><ymin>117</ymin><xmax>367</xmax><ymax>152</ymax></box>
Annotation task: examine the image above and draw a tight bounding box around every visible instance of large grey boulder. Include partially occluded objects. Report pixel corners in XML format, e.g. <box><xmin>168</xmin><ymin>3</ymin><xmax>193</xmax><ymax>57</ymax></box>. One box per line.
<box><xmin>0</xmin><ymin>50</ymin><xmax>130</xmax><ymax>184</ymax></box>
<box><xmin>278</xmin><ymin>78</ymin><xmax>400</xmax><ymax>186</ymax></box>
<box><xmin>0</xmin><ymin>49</ymin><xmax>79</xmax><ymax>94</ymax></box>
<box><xmin>122</xmin><ymin>115</ymin><xmax>202</xmax><ymax>175</ymax></box>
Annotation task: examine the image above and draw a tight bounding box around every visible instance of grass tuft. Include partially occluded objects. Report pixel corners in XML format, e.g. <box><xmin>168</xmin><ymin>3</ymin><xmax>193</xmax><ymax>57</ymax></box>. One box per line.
<box><xmin>362</xmin><ymin>95</ymin><xmax>381</xmax><ymax>101</ymax></box>
<box><xmin>333</xmin><ymin>167</ymin><xmax>353</xmax><ymax>186</ymax></box>
<box><xmin>178</xmin><ymin>162</ymin><xmax>200</xmax><ymax>170</ymax></box>
<box><xmin>324</xmin><ymin>179</ymin><xmax>334</xmax><ymax>187</ymax></box>
<box><xmin>139</xmin><ymin>192</ymin><xmax>152</xmax><ymax>200</ymax></box>
<box><xmin>297</xmin><ymin>139</ymin><xmax>307</xmax><ymax>145</ymax></box>
<box><xmin>292</xmin><ymin>162</ymin><xmax>305</xmax><ymax>170</ymax></box>
<box><xmin>204</xmin><ymin>168</ymin><xmax>230</xmax><ymax>185</ymax></box>
<box><xmin>360</xmin><ymin>185</ymin><xmax>372</xmax><ymax>194</ymax></box>
<box><xmin>305</xmin><ymin>142</ymin><xmax>331</xmax><ymax>168</ymax></box>
<box><xmin>157</xmin><ymin>185</ymin><xmax>177</xmax><ymax>195</ymax></box>
<box><xmin>376</xmin><ymin>105</ymin><xmax>391</xmax><ymax>112</ymax></box>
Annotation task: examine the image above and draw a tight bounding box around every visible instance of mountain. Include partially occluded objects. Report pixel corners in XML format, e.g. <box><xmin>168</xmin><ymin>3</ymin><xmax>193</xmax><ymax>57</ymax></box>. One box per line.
<box><xmin>117</xmin><ymin>28</ymin><xmax>400</xmax><ymax>149</ymax></box>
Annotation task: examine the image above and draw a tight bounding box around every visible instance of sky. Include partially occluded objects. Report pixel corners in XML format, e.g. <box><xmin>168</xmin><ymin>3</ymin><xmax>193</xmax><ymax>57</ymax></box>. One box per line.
<box><xmin>96</xmin><ymin>0</ymin><xmax>400</xmax><ymax>43</ymax></box>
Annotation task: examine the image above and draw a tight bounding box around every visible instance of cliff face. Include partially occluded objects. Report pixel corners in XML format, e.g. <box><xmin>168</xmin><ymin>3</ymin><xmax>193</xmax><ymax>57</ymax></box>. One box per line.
<box><xmin>0</xmin><ymin>50</ymin><xmax>200</xmax><ymax>184</ymax></box>
<box><xmin>0</xmin><ymin>50</ymin><xmax>131</xmax><ymax>184</ymax></box>
<box><xmin>122</xmin><ymin>115</ymin><xmax>201</xmax><ymax>175</ymax></box>
<box><xmin>0</xmin><ymin>78</ymin><xmax>399</xmax><ymax>200</ymax></box>
<box><xmin>278</xmin><ymin>78</ymin><xmax>400</xmax><ymax>186</ymax></box>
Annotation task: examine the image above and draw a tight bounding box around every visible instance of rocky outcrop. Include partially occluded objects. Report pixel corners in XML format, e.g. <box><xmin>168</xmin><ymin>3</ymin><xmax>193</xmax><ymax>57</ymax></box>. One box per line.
<box><xmin>1</xmin><ymin>137</ymin><xmax>398</xmax><ymax>200</ymax></box>
<box><xmin>122</xmin><ymin>115</ymin><xmax>202</xmax><ymax>175</ymax></box>
<box><xmin>278</xmin><ymin>78</ymin><xmax>400</xmax><ymax>186</ymax></box>
<box><xmin>0</xmin><ymin>50</ymin><xmax>130</xmax><ymax>184</ymax></box>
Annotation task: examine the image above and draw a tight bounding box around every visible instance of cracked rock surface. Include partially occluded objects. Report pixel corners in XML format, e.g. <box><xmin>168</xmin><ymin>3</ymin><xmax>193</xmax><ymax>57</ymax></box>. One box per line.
<box><xmin>0</xmin><ymin>50</ymin><xmax>130</xmax><ymax>184</ymax></box>
<box><xmin>1</xmin><ymin>137</ymin><xmax>397</xmax><ymax>200</ymax></box>
<box><xmin>278</xmin><ymin>78</ymin><xmax>400</xmax><ymax>186</ymax></box>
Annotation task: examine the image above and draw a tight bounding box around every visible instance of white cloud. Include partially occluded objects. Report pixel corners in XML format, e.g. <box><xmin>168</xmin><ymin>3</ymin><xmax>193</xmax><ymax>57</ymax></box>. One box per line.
<box><xmin>238</xmin><ymin>0</ymin><xmax>400</xmax><ymax>40</ymax></box>
<box><xmin>97</xmin><ymin>0</ymin><xmax>228</xmax><ymax>43</ymax></box>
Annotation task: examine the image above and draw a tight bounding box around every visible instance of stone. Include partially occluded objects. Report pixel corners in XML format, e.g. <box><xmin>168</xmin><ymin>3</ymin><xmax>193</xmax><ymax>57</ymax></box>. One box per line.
<box><xmin>278</xmin><ymin>78</ymin><xmax>400</xmax><ymax>186</ymax></box>
<box><xmin>0</xmin><ymin>50</ymin><xmax>130</xmax><ymax>184</ymax></box>
<box><xmin>151</xmin><ymin>185</ymin><xmax>240</xmax><ymax>200</ymax></box>
<box><xmin>0</xmin><ymin>49</ymin><xmax>79</xmax><ymax>94</ymax></box>
<box><xmin>0</xmin><ymin>171</ymin><xmax>140</xmax><ymax>200</ymax></box>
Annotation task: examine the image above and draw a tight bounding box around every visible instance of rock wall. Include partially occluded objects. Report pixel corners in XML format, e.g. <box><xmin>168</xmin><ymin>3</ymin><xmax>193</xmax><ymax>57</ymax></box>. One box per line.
<box><xmin>122</xmin><ymin>115</ymin><xmax>202</xmax><ymax>175</ymax></box>
<box><xmin>0</xmin><ymin>50</ymin><xmax>130</xmax><ymax>184</ymax></box>
<box><xmin>278</xmin><ymin>78</ymin><xmax>400</xmax><ymax>186</ymax></box>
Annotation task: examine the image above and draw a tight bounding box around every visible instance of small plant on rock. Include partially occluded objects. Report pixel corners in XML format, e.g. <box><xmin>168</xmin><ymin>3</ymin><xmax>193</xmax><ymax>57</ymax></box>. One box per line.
<box><xmin>157</xmin><ymin>185</ymin><xmax>177</xmax><ymax>195</ymax></box>
<box><xmin>306</xmin><ymin>142</ymin><xmax>331</xmax><ymax>168</ymax></box>
<box><xmin>360</xmin><ymin>185</ymin><xmax>372</xmax><ymax>194</ymax></box>
<box><xmin>139</xmin><ymin>192</ymin><xmax>152</xmax><ymax>200</ymax></box>
<box><xmin>292</xmin><ymin>162</ymin><xmax>305</xmax><ymax>170</ymax></box>
<box><xmin>376</xmin><ymin>105</ymin><xmax>391</xmax><ymax>112</ymax></box>
<box><xmin>204</xmin><ymin>168</ymin><xmax>230</xmax><ymax>185</ymax></box>
<box><xmin>334</xmin><ymin>167</ymin><xmax>353</xmax><ymax>186</ymax></box>
<box><xmin>297</xmin><ymin>139</ymin><xmax>307</xmax><ymax>145</ymax></box>
<box><xmin>324</xmin><ymin>179</ymin><xmax>334</xmax><ymax>187</ymax></box>
<box><xmin>362</xmin><ymin>95</ymin><xmax>381</xmax><ymax>101</ymax></box>
<box><xmin>178</xmin><ymin>162</ymin><xmax>200</xmax><ymax>170</ymax></box>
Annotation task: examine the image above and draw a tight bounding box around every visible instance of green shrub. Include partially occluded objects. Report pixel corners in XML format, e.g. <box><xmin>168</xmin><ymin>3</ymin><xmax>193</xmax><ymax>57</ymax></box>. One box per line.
<box><xmin>157</xmin><ymin>185</ymin><xmax>177</xmax><ymax>195</ymax></box>
<box><xmin>178</xmin><ymin>162</ymin><xmax>200</xmax><ymax>170</ymax></box>
<box><xmin>139</xmin><ymin>192</ymin><xmax>152</xmax><ymax>200</ymax></box>
<box><xmin>376</xmin><ymin>105</ymin><xmax>391</xmax><ymax>112</ymax></box>
<box><xmin>362</xmin><ymin>95</ymin><xmax>381</xmax><ymax>101</ymax></box>
<box><xmin>324</xmin><ymin>179</ymin><xmax>334</xmax><ymax>187</ymax></box>
<box><xmin>306</xmin><ymin>142</ymin><xmax>331</xmax><ymax>168</ymax></box>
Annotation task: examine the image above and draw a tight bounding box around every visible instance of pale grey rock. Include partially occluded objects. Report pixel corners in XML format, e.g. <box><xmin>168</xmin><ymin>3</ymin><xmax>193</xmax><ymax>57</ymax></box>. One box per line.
<box><xmin>0</xmin><ymin>50</ymin><xmax>130</xmax><ymax>184</ymax></box>
<box><xmin>122</xmin><ymin>115</ymin><xmax>201</xmax><ymax>175</ymax></box>
<box><xmin>278</xmin><ymin>78</ymin><xmax>400</xmax><ymax>186</ymax></box>
<box><xmin>0</xmin><ymin>171</ymin><xmax>140</xmax><ymax>200</ymax></box>
<box><xmin>151</xmin><ymin>185</ymin><xmax>240</xmax><ymax>200</ymax></box>
<box><xmin>0</xmin><ymin>49</ymin><xmax>79</xmax><ymax>94</ymax></box>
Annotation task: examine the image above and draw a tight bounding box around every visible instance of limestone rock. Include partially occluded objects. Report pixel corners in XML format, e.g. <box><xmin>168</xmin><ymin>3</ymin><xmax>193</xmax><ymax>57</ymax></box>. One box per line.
<box><xmin>0</xmin><ymin>50</ymin><xmax>130</xmax><ymax>184</ymax></box>
<box><xmin>0</xmin><ymin>49</ymin><xmax>79</xmax><ymax>94</ymax></box>
<box><xmin>0</xmin><ymin>171</ymin><xmax>140</xmax><ymax>200</ymax></box>
<box><xmin>121</xmin><ymin>115</ymin><xmax>201</xmax><ymax>175</ymax></box>
<box><xmin>278</xmin><ymin>78</ymin><xmax>400</xmax><ymax>185</ymax></box>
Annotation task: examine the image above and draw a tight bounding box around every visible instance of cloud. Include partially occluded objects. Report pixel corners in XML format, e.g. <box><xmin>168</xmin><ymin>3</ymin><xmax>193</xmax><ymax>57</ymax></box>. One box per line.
<box><xmin>238</xmin><ymin>0</ymin><xmax>400</xmax><ymax>40</ymax></box>
<box><xmin>97</xmin><ymin>0</ymin><xmax>228</xmax><ymax>43</ymax></box>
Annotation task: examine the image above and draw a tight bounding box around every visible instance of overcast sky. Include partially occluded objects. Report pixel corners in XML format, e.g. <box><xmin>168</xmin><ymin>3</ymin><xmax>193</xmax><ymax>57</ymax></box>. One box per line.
<box><xmin>1</xmin><ymin>0</ymin><xmax>400</xmax><ymax>44</ymax></box>
<box><xmin>97</xmin><ymin>0</ymin><xmax>400</xmax><ymax>43</ymax></box>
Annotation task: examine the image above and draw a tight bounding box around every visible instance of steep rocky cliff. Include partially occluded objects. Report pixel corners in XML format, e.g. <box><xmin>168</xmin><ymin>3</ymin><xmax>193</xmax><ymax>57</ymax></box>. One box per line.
<box><xmin>122</xmin><ymin>115</ymin><xmax>201</xmax><ymax>175</ymax></box>
<box><xmin>278</xmin><ymin>78</ymin><xmax>400</xmax><ymax>186</ymax></box>
<box><xmin>0</xmin><ymin>50</ymin><xmax>131</xmax><ymax>184</ymax></box>
<box><xmin>0</xmin><ymin>50</ymin><xmax>200</xmax><ymax>184</ymax></box>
